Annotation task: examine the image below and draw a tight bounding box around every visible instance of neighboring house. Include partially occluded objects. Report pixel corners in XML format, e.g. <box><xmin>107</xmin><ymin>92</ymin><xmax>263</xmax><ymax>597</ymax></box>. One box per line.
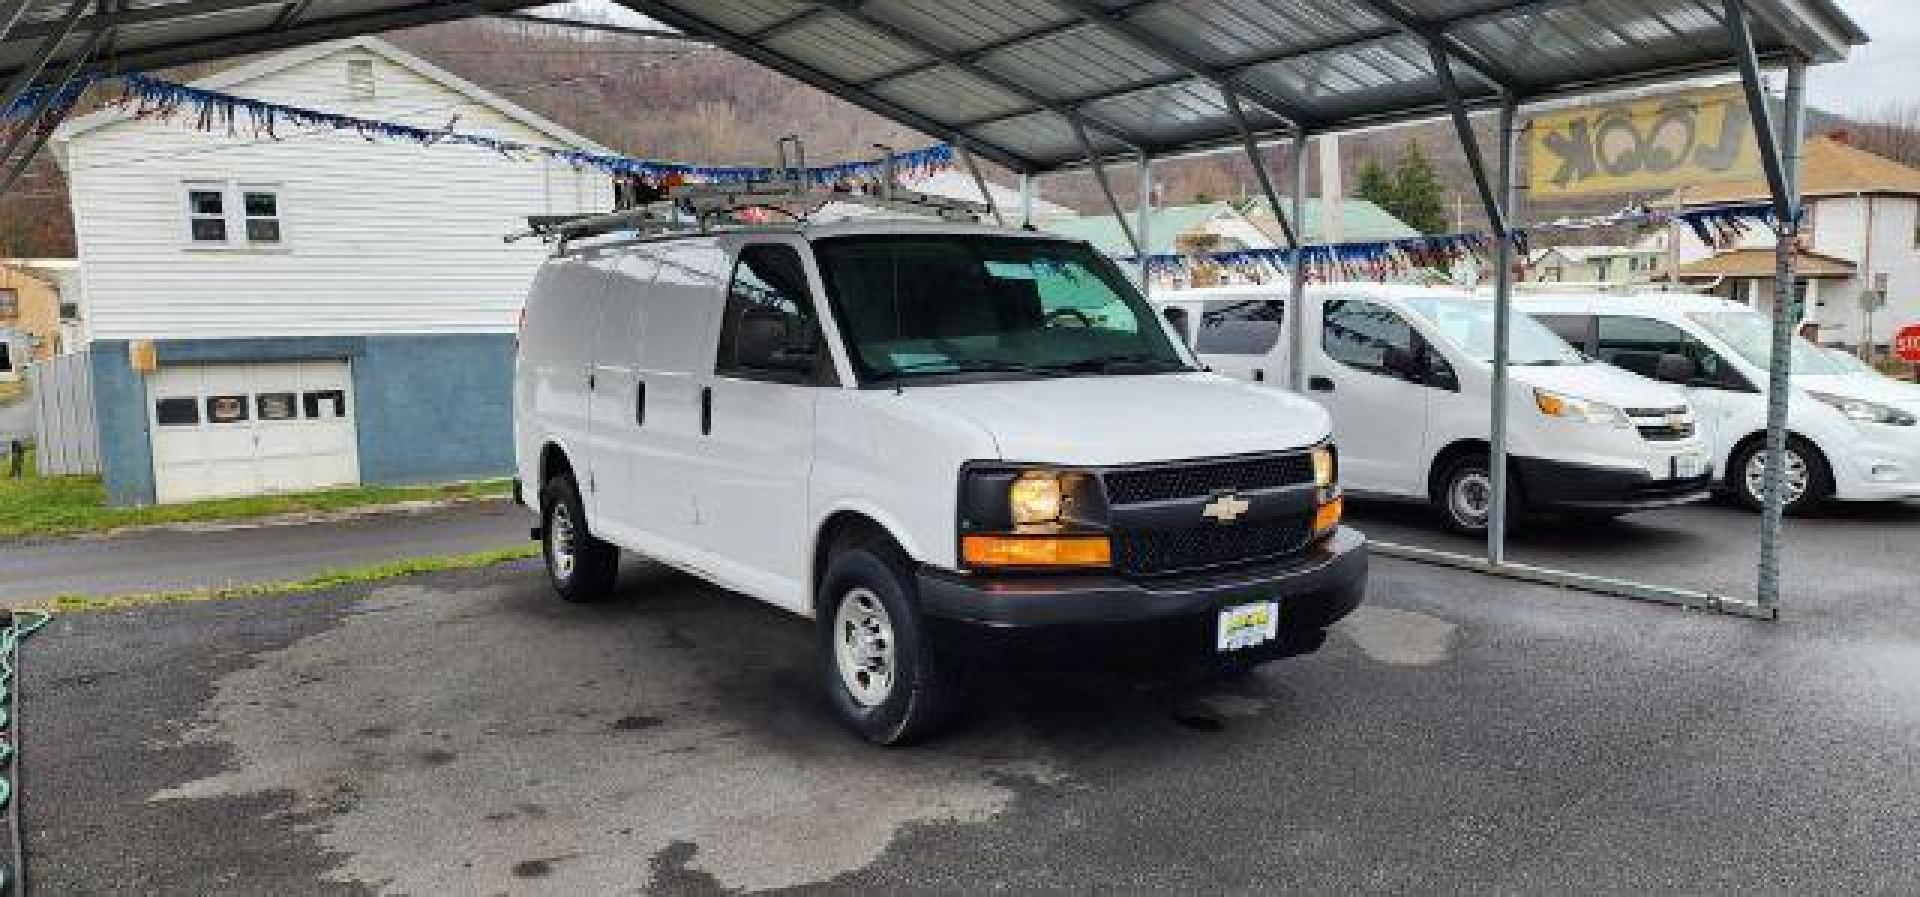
<box><xmin>1673</xmin><ymin>135</ymin><xmax>1920</xmax><ymax>349</ymax></box>
<box><xmin>909</xmin><ymin>170</ymin><xmax>1074</xmax><ymax>218</ymax></box>
<box><xmin>1039</xmin><ymin>199</ymin><xmax>1418</xmax><ymax>288</ymax></box>
<box><xmin>1528</xmin><ymin>234</ymin><xmax>1672</xmax><ymax>284</ymax></box>
<box><xmin>53</xmin><ymin>36</ymin><xmax>612</xmax><ymax>505</ymax></box>
<box><xmin>0</xmin><ymin>261</ymin><xmax>66</xmax><ymax>363</ymax></box>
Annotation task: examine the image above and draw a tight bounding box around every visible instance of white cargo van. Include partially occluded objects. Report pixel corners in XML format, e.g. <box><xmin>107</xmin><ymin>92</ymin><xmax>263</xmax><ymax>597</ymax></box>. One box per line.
<box><xmin>1517</xmin><ymin>292</ymin><xmax>1920</xmax><ymax>512</ymax></box>
<box><xmin>515</xmin><ymin>221</ymin><xmax>1365</xmax><ymax>744</ymax></box>
<box><xmin>1154</xmin><ymin>284</ymin><xmax>1713</xmax><ymax>533</ymax></box>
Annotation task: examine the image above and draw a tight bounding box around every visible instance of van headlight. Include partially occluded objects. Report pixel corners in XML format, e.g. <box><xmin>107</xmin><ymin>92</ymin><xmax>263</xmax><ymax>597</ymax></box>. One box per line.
<box><xmin>1807</xmin><ymin>391</ymin><xmax>1917</xmax><ymax>427</ymax></box>
<box><xmin>1534</xmin><ymin>388</ymin><xmax>1630</xmax><ymax>428</ymax></box>
<box><xmin>959</xmin><ymin>466</ymin><xmax>1108</xmax><ymax>569</ymax></box>
<box><xmin>1311</xmin><ymin>444</ymin><xmax>1337</xmax><ymax>489</ymax></box>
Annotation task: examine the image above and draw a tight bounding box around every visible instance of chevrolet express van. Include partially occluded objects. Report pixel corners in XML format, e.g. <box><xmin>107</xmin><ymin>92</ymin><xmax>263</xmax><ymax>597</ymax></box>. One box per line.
<box><xmin>1517</xmin><ymin>292</ymin><xmax>1920</xmax><ymax>512</ymax></box>
<box><xmin>1154</xmin><ymin>284</ymin><xmax>1713</xmax><ymax>533</ymax></box>
<box><xmin>515</xmin><ymin>222</ymin><xmax>1365</xmax><ymax>744</ymax></box>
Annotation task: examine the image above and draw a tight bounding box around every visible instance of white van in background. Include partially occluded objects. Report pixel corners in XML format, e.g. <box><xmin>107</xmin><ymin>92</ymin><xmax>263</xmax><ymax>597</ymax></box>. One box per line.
<box><xmin>1517</xmin><ymin>292</ymin><xmax>1920</xmax><ymax>513</ymax></box>
<box><xmin>517</xmin><ymin>223</ymin><xmax>1366</xmax><ymax>744</ymax></box>
<box><xmin>1155</xmin><ymin>284</ymin><xmax>1713</xmax><ymax>533</ymax></box>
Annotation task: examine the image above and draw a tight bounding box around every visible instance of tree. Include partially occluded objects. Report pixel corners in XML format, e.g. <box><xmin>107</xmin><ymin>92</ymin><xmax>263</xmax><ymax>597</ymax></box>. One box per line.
<box><xmin>1354</xmin><ymin>157</ymin><xmax>1395</xmax><ymax>212</ymax></box>
<box><xmin>1390</xmin><ymin>140</ymin><xmax>1448</xmax><ymax>234</ymax></box>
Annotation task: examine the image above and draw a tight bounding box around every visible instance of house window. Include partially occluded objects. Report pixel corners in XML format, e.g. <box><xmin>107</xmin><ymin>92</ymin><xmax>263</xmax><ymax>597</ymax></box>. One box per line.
<box><xmin>0</xmin><ymin>288</ymin><xmax>16</xmax><ymax>317</ymax></box>
<box><xmin>187</xmin><ymin>186</ymin><xmax>227</xmax><ymax>243</ymax></box>
<box><xmin>346</xmin><ymin>58</ymin><xmax>376</xmax><ymax>100</ymax></box>
<box><xmin>59</xmin><ymin>301</ymin><xmax>77</xmax><ymax>320</ymax></box>
<box><xmin>184</xmin><ymin>183</ymin><xmax>284</xmax><ymax>247</ymax></box>
<box><xmin>243</xmin><ymin>190</ymin><xmax>282</xmax><ymax>243</ymax></box>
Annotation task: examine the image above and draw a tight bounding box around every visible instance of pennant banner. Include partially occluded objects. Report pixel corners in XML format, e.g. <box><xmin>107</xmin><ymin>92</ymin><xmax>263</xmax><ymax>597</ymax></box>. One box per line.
<box><xmin>1121</xmin><ymin>202</ymin><xmax>1780</xmax><ymax>286</ymax></box>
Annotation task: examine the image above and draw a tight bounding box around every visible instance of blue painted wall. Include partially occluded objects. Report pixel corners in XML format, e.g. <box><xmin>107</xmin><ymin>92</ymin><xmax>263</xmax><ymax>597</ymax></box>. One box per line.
<box><xmin>90</xmin><ymin>333</ymin><xmax>514</xmax><ymax>505</ymax></box>
<box><xmin>350</xmin><ymin>334</ymin><xmax>515</xmax><ymax>485</ymax></box>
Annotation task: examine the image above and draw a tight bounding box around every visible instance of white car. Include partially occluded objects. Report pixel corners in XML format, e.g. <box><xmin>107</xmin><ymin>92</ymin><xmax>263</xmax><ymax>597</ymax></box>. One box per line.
<box><xmin>1154</xmin><ymin>283</ymin><xmax>1713</xmax><ymax>533</ymax></box>
<box><xmin>1518</xmin><ymin>292</ymin><xmax>1920</xmax><ymax>512</ymax></box>
<box><xmin>516</xmin><ymin>221</ymin><xmax>1365</xmax><ymax>744</ymax></box>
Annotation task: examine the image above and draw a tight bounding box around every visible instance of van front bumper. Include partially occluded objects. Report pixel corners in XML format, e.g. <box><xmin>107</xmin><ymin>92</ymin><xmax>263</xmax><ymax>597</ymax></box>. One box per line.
<box><xmin>915</xmin><ymin>526</ymin><xmax>1366</xmax><ymax>667</ymax></box>
<box><xmin>1512</xmin><ymin>456</ymin><xmax>1713</xmax><ymax>513</ymax></box>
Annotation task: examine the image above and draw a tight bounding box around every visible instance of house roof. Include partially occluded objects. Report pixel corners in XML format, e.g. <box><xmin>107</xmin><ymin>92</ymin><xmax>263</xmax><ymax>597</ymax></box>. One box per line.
<box><xmin>1037</xmin><ymin>202</ymin><xmax>1242</xmax><ymax>257</ymax></box>
<box><xmin>1681</xmin><ymin>137</ymin><xmax>1920</xmax><ymax>205</ymax></box>
<box><xmin>55</xmin><ymin>35</ymin><xmax>613</xmax><ymax>156</ymax></box>
<box><xmin>1245</xmin><ymin>199</ymin><xmax>1421</xmax><ymax>246</ymax></box>
<box><xmin>1674</xmin><ymin>247</ymin><xmax>1856</xmax><ymax>279</ymax></box>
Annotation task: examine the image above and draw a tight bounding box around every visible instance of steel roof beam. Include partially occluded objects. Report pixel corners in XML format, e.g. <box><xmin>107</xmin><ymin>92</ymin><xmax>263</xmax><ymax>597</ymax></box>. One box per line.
<box><xmin>619</xmin><ymin>0</ymin><xmax>1041</xmax><ymax>173</ymax></box>
<box><xmin>804</xmin><ymin>0</ymin><xmax>1145</xmax><ymax>152</ymax></box>
<box><xmin>0</xmin><ymin>0</ymin><xmax>85</xmax><ymax>116</ymax></box>
<box><xmin>19</xmin><ymin>0</ymin><xmax>554</xmax><ymax>83</ymax></box>
<box><xmin>745</xmin><ymin>6</ymin><xmax>832</xmax><ymax>42</ymax></box>
<box><xmin>1347</xmin><ymin>0</ymin><xmax>1523</xmax><ymax>94</ymax></box>
<box><xmin>1040</xmin><ymin>0</ymin><xmax>1314</xmax><ymax>133</ymax></box>
<box><xmin>273</xmin><ymin>0</ymin><xmax>316</xmax><ymax>29</ymax></box>
<box><xmin>492</xmin><ymin>12</ymin><xmax>706</xmax><ymax>43</ymax></box>
<box><xmin>853</xmin><ymin>18</ymin><xmax>1088</xmax><ymax>88</ymax></box>
<box><xmin>0</xmin><ymin>0</ymin><xmax>295</xmax><ymax>44</ymax></box>
<box><xmin>0</xmin><ymin>0</ymin><xmax>33</xmax><ymax>43</ymax></box>
<box><xmin>1</xmin><ymin>18</ymin><xmax>101</xmax><ymax>198</ymax></box>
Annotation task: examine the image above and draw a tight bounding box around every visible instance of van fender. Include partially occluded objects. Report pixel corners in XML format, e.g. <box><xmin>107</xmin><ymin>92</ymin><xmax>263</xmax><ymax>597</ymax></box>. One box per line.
<box><xmin>807</xmin><ymin>500</ymin><xmax>932</xmax><ymax>616</ymax></box>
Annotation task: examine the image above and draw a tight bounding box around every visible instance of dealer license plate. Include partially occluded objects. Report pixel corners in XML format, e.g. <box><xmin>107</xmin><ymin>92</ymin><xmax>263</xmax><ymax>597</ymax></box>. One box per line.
<box><xmin>1217</xmin><ymin>601</ymin><xmax>1279</xmax><ymax>653</ymax></box>
<box><xmin>1671</xmin><ymin>452</ymin><xmax>1708</xmax><ymax>480</ymax></box>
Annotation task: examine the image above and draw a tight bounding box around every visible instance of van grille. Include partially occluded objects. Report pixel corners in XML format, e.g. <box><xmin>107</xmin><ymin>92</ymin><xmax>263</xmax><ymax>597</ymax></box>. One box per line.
<box><xmin>1103</xmin><ymin>452</ymin><xmax>1313</xmax><ymax>505</ymax></box>
<box><xmin>1626</xmin><ymin>407</ymin><xmax>1695</xmax><ymax>442</ymax></box>
<box><xmin>1113</xmin><ymin>513</ymin><xmax>1314</xmax><ymax>577</ymax></box>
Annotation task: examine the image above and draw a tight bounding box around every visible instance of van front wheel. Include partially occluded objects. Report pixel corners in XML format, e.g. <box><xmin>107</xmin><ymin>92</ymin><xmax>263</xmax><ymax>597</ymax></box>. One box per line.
<box><xmin>1437</xmin><ymin>452</ymin><xmax>1518</xmax><ymax>536</ymax></box>
<box><xmin>540</xmin><ymin>474</ymin><xmax>619</xmax><ymax>603</ymax></box>
<box><xmin>817</xmin><ymin>544</ymin><xmax>959</xmax><ymax>746</ymax></box>
<box><xmin>1729</xmin><ymin>437</ymin><xmax>1831</xmax><ymax>514</ymax></box>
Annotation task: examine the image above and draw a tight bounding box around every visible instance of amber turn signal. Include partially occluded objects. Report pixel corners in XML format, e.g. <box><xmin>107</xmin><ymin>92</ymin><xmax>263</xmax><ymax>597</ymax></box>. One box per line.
<box><xmin>962</xmin><ymin>534</ymin><xmax>1112</xmax><ymax>568</ymax></box>
<box><xmin>1313</xmin><ymin>496</ymin><xmax>1344</xmax><ymax>534</ymax></box>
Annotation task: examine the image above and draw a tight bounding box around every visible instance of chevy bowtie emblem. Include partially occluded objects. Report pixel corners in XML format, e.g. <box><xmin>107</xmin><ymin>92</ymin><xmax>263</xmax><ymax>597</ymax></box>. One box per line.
<box><xmin>1202</xmin><ymin>492</ymin><xmax>1250</xmax><ymax>524</ymax></box>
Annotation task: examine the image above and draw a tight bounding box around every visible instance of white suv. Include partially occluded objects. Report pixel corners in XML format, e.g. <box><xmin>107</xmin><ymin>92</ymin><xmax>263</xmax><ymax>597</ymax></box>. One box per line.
<box><xmin>515</xmin><ymin>222</ymin><xmax>1365</xmax><ymax>744</ymax></box>
<box><xmin>1518</xmin><ymin>291</ymin><xmax>1920</xmax><ymax>512</ymax></box>
<box><xmin>1154</xmin><ymin>283</ymin><xmax>1713</xmax><ymax>533</ymax></box>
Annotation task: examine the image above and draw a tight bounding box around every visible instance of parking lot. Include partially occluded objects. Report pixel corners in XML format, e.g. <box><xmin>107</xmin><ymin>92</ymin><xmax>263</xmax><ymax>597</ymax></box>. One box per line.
<box><xmin>25</xmin><ymin>497</ymin><xmax>1920</xmax><ymax>895</ymax></box>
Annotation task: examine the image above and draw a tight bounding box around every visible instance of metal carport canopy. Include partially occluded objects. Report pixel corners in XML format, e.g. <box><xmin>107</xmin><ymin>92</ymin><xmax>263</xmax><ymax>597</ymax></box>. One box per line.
<box><xmin>612</xmin><ymin>0</ymin><xmax>1864</xmax><ymax>174</ymax></box>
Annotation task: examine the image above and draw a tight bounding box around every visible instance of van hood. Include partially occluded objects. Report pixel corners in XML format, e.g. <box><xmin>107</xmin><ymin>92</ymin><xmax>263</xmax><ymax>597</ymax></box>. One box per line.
<box><xmin>895</xmin><ymin>373</ymin><xmax>1331</xmax><ymax>466</ymax></box>
<box><xmin>1508</xmin><ymin>362</ymin><xmax>1688</xmax><ymax>409</ymax></box>
<box><xmin>1795</xmin><ymin>373</ymin><xmax>1920</xmax><ymax>412</ymax></box>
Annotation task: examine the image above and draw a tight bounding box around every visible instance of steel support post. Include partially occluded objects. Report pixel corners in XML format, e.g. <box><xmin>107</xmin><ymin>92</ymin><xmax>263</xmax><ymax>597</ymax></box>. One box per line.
<box><xmin>1226</xmin><ymin>90</ymin><xmax>1299</xmax><ymax>250</ymax></box>
<box><xmin>1070</xmin><ymin>119</ymin><xmax>1141</xmax><ymax>258</ymax></box>
<box><xmin>0</xmin><ymin>0</ymin><xmax>89</xmax><ymax>126</ymax></box>
<box><xmin>955</xmin><ymin>142</ymin><xmax>1005</xmax><ymax>227</ymax></box>
<box><xmin>1487</xmin><ymin>98</ymin><xmax>1520</xmax><ymax>566</ymax></box>
<box><xmin>1136</xmin><ymin>152</ymin><xmax>1153</xmax><ymax>293</ymax></box>
<box><xmin>1287</xmin><ymin>133</ymin><xmax>1309</xmax><ymax>391</ymax></box>
<box><xmin>1019</xmin><ymin>173</ymin><xmax>1034</xmax><ymax>227</ymax></box>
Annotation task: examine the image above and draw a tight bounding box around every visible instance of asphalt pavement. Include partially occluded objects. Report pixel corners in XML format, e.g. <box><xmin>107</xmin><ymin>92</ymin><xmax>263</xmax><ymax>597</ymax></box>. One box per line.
<box><xmin>19</xmin><ymin>498</ymin><xmax>1920</xmax><ymax>894</ymax></box>
<box><xmin>0</xmin><ymin>499</ymin><xmax>530</xmax><ymax>605</ymax></box>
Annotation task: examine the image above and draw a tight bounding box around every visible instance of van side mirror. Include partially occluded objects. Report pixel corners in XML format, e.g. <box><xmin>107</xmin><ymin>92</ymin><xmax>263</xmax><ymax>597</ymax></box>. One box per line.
<box><xmin>1654</xmin><ymin>353</ymin><xmax>1696</xmax><ymax>385</ymax></box>
<box><xmin>735</xmin><ymin>308</ymin><xmax>817</xmax><ymax>374</ymax></box>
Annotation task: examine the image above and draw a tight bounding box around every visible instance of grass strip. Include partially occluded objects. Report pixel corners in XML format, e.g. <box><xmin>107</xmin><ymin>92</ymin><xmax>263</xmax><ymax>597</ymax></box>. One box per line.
<box><xmin>39</xmin><ymin>545</ymin><xmax>539</xmax><ymax>614</ymax></box>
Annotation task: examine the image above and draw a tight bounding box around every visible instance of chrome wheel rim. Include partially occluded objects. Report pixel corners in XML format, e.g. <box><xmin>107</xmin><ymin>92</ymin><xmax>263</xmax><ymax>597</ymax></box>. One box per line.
<box><xmin>549</xmin><ymin>501</ymin><xmax>577</xmax><ymax>583</ymax></box>
<box><xmin>1745</xmin><ymin>448</ymin><xmax>1810</xmax><ymax>505</ymax></box>
<box><xmin>833</xmin><ymin>588</ymin><xmax>896</xmax><ymax>707</ymax></box>
<box><xmin>1451</xmin><ymin>470</ymin><xmax>1492</xmax><ymax>528</ymax></box>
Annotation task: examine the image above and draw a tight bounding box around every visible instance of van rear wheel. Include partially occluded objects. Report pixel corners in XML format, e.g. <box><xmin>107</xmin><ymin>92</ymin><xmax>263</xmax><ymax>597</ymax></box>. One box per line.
<box><xmin>1436</xmin><ymin>452</ymin><xmax>1518</xmax><ymax>536</ymax></box>
<box><xmin>1729</xmin><ymin>437</ymin><xmax>1831</xmax><ymax>515</ymax></box>
<box><xmin>817</xmin><ymin>542</ymin><xmax>959</xmax><ymax>745</ymax></box>
<box><xmin>540</xmin><ymin>474</ymin><xmax>619</xmax><ymax>603</ymax></box>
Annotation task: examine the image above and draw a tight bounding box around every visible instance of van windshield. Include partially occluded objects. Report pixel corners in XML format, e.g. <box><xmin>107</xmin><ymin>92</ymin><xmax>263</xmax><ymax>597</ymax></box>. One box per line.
<box><xmin>1401</xmin><ymin>297</ymin><xmax>1587</xmax><ymax>366</ymax></box>
<box><xmin>814</xmin><ymin>235</ymin><xmax>1192</xmax><ymax>383</ymax></box>
<box><xmin>1687</xmin><ymin>311</ymin><xmax>1846</xmax><ymax>374</ymax></box>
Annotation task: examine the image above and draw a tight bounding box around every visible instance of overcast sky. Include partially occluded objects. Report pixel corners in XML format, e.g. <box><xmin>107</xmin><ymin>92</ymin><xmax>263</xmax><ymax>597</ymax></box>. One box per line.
<box><xmin>573</xmin><ymin>0</ymin><xmax>1908</xmax><ymax>118</ymax></box>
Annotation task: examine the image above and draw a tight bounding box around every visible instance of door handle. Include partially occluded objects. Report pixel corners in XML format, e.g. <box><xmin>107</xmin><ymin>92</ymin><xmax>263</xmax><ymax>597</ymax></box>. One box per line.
<box><xmin>1309</xmin><ymin>375</ymin><xmax>1334</xmax><ymax>392</ymax></box>
<box><xmin>1252</xmin><ymin>368</ymin><xmax>1265</xmax><ymax>382</ymax></box>
<box><xmin>700</xmin><ymin>386</ymin><xmax>712</xmax><ymax>436</ymax></box>
<box><xmin>634</xmin><ymin>381</ymin><xmax>646</xmax><ymax>426</ymax></box>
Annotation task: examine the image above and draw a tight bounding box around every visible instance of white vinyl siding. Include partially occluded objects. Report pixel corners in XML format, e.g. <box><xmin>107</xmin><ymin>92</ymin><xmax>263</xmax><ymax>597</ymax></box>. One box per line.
<box><xmin>65</xmin><ymin>44</ymin><xmax>613</xmax><ymax>341</ymax></box>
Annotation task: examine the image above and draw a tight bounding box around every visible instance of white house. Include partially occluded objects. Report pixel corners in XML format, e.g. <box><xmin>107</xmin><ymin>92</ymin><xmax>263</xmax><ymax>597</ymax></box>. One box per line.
<box><xmin>1673</xmin><ymin>135</ymin><xmax>1920</xmax><ymax>350</ymax></box>
<box><xmin>54</xmin><ymin>36</ymin><xmax>612</xmax><ymax>504</ymax></box>
<box><xmin>1529</xmin><ymin>233</ymin><xmax>1672</xmax><ymax>284</ymax></box>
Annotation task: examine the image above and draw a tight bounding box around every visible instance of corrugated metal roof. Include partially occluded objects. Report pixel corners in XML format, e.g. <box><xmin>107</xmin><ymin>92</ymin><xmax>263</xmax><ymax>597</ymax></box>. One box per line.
<box><xmin>1038</xmin><ymin>198</ymin><xmax>1419</xmax><ymax>255</ymax></box>
<box><xmin>623</xmin><ymin>0</ymin><xmax>1867</xmax><ymax>174</ymax></box>
<box><xmin>0</xmin><ymin>1</ymin><xmax>556</xmax><ymax>86</ymax></box>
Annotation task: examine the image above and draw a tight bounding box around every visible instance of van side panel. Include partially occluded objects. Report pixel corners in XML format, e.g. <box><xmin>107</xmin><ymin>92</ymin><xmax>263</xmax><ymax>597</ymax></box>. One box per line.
<box><xmin>584</xmin><ymin>251</ymin><xmax>660</xmax><ymax>542</ymax></box>
<box><xmin>516</xmin><ymin>258</ymin><xmax>611</xmax><ymax>510</ymax></box>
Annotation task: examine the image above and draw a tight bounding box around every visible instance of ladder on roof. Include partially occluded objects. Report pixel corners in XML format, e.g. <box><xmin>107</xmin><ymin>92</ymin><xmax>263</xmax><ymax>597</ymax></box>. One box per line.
<box><xmin>507</xmin><ymin>137</ymin><xmax>990</xmax><ymax>246</ymax></box>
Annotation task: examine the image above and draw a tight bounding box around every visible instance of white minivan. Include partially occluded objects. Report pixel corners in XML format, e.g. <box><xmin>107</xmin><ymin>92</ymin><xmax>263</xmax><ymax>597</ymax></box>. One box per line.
<box><xmin>516</xmin><ymin>221</ymin><xmax>1365</xmax><ymax>744</ymax></box>
<box><xmin>1154</xmin><ymin>284</ymin><xmax>1714</xmax><ymax>533</ymax></box>
<box><xmin>1516</xmin><ymin>292</ymin><xmax>1920</xmax><ymax>512</ymax></box>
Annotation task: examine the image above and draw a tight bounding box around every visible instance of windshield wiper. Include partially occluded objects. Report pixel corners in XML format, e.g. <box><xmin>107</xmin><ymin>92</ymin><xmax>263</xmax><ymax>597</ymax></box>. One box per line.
<box><xmin>871</xmin><ymin>359</ymin><xmax>1064</xmax><ymax>382</ymax></box>
<box><xmin>1043</xmin><ymin>353</ymin><xmax>1195</xmax><ymax>374</ymax></box>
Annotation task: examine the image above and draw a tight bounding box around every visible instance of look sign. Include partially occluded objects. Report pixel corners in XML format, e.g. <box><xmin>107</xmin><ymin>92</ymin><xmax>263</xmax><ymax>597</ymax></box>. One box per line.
<box><xmin>1529</xmin><ymin>86</ymin><xmax>1762</xmax><ymax>197</ymax></box>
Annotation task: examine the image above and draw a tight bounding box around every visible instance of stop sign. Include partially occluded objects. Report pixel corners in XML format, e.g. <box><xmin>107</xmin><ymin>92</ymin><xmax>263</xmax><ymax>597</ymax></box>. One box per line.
<box><xmin>1897</xmin><ymin>325</ymin><xmax>1920</xmax><ymax>364</ymax></box>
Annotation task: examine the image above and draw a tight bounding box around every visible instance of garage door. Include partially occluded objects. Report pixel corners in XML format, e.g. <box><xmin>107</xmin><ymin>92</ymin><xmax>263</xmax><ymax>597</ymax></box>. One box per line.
<box><xmin>147</xmin><ymin>361</ymin><xmax>360</xmax><ymax>503</ymax></box>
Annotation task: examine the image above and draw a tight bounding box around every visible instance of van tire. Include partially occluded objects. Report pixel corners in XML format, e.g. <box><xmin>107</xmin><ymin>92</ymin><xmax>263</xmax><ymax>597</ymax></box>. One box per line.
<box><xmin>1728</xmin><ymin>436</ymin><xmax>1831</xmax><ymax>515</ymax></box>
<box><xmin>1436</xmin><ymin>452</ymin><xmax>1516</xmax><ymax>536</ymax></box>
<box><xmin>817</xmin><ymin>543</ymin><xmax>959</xmax><ymax>746</ymax></box>
<box><xmin>540</xmin><ymin>474</ymin><xmax>620</xmax><ymax>603</ymax></box>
